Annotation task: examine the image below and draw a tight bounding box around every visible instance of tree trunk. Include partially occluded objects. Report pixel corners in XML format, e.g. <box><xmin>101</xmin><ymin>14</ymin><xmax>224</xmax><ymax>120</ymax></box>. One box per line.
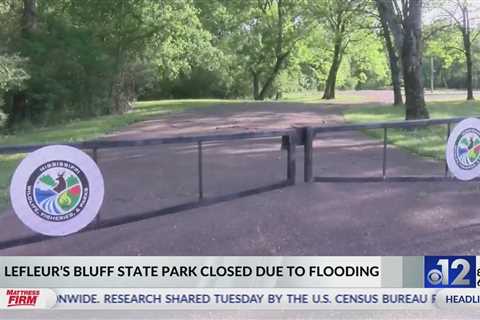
<box><xmin>22</xmin><ymin>0</ymin><xmax>37</xmax><ymax>33</ymax></box>
<box><xmin>402</xmin><ymin>0</ymin><xmax>429</xmax><ymax>120</ymax></box>
<box><xmin>111</xmin><ymin>68</ymin><xmax>135</xmax><ymax>114</ymax></box>
<box><xmin>378</xmin><ymin>1</ymin><xmax>403</xmax><ymax>105</ymax></box>
<box><xmin>250</xmin><ymin>0</ymin><xmax>289</xmax><ymax>101</ymax></box>
<box><xmin>255</xmin><ymin>52</ymin><xmax>289</xmax><ymax>101</ymax></box>
<box><xmin>109</xmin><ymin>41</ymin><xmax>134</xmax><ymax>114</ymax></box>
<box><xmin>376</xmin><ymin>0</ymin><xmax>428</xmax><ymax>119</ymax></box>
<box><xmin>463</xmin><ymin>33</ymin><xmax>474</xmax><ymax>100</ymax></box>
<box><xmin>441</xmin><ymin>70</ymin><xmax>449</xmax><ymax>88</ymax></box>
<box><xmin>322</xmin><ymin>39</ymin><xmax>342</xmax><ymax>100</ymax></box>
<box><xmin>252</xmin><ymin>71</ymin><xmax>260</xmax><ymax>100</ymax></box>
<box><xmin>9</xmin><ymin>0</ymin><xmax>37</xmax><ymax>126</ymax></box>
<box><xmin>8</xmin><ymin>93</ymin><xmax>27</xmax><ymax>126</ymax></box>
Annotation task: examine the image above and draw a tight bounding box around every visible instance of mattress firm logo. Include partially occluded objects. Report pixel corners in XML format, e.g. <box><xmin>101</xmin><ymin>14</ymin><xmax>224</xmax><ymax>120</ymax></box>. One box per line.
<box><xmin>26</xmin><ymin>160</ymin><xmax>89</xmax><ymax>222</ymax></box>
<box><xmin>6</xmin><ymin>289</ymin><xmax>40</xmax><ymax>307</ymax></box>
<box><xmin>10</xmin><ymin>145</ymin><xmax>104</xmax><ymax>236</ymax></box>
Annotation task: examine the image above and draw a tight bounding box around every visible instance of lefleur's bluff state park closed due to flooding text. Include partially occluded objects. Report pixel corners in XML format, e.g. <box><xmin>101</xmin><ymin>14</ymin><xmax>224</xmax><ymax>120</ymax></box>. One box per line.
<box><xmin>3</xmin><ymin>264</ymin><xmax>380</xmax><ymax>278</ymax></box>
<box><xmin>2</xmin><ymin>0</ymin><xmax>480</xmax><ymax>319</ymax></box>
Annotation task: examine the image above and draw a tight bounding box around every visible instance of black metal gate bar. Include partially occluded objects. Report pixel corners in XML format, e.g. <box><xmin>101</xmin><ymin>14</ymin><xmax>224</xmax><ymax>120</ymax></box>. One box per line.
<box><xmin>311</xmin><ymin>116</ymin><xmax>473</xmax><ymax>133</ymax></box>
<box><xmin>313</xmin><ymin>176</ymin><xmax>480</xmax><ymax>183</ymax></box>
<box><xmin>0</xmin><ymin>180</ymin><xmax>291</xmax><ymax>251</ymax></box>
<box><xmin>0</xmin><ymin>130</ymin><xmax>294</xmax><ymax>154</ymax></box>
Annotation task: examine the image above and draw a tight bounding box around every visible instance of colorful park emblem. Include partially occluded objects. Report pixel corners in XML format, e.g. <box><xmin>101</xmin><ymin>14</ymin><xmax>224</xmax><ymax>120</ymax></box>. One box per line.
<box><xmin>10</xmin><ymin>145</ymin><xmax>104</xmax><ymax>236</ymax></box>
<box><xmin>446</xmin><ymin>118</ymin><xmax>480</xmax><ymax>181</ymax></box>
<box><xmin>454</xmin><ymin>128</ymin><xmax>480</xmax><ymax>170</ymax></box>
<box><xmin>27</xmin><ymin>160</ymin><xmax>88</xmax><ymax>222</ymax></box>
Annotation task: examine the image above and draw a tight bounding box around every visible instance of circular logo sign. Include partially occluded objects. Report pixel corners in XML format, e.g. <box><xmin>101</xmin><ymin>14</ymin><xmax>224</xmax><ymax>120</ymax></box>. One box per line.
<box><xmin>10</xmin><ymin>145</ymin><xmax>104</xmax><ymax>236</ymax></box>
<box><xmin>446</xmin><ymin>118</ymin><xmax>480</xmax><ymax>181</ymax></box>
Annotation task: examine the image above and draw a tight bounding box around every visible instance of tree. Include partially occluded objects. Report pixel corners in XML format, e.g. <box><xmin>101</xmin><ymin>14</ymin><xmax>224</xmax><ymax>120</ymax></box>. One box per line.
<box><xmin>67</xmin><ymin>0</ymin><xmax>165</xmax><ymax>114</ymax></box>
<box><xmin>313</xmin><ymin>0</ymin><xmax>367</xmax><ymax>100</ymax></box>
<box><xmin>348</xmin><ymin>30</ymin><xmax>390</xmax><ymax>89</ymax></box>
<box><xmin>376</xmin><ymin>0</ymin><xmax>429</xmax><ymax>120</ymax></box>
<box><xmin>376</xmin><ymin>1</ymin><xmax>403</xmax><ymax>105</ymax></box>
<box><xmin>1</xmin><ymin>0</ymin><xmax>215</xmax><ymax>126</ymax></box>
<box><xmin>204</xmin><ymin>0</ymin><xmax>311</xmax><ymax>100</ymax></box>
<box><xmin>8</xmin><ymin>0</ymin><xmax>36</xmax><ymax>126</ymax></box>
<box><xmin>424</xmin><ymin>22</ymin><xmax>465</xmax><ymax>90</ymax></box>
<box><xmin>254</xmin><ymin>0</ymin><xmax>289</xmax><ymax>100</ymax></box>
<box><xmin>438</xmin><ymin>0</ymin><xmax>479</xmax><ymax>100</ymax></box>
<box><xmin>249</xmin><ymin>0</ymin><xmax>312</xmax><ymax>100</ymax></box>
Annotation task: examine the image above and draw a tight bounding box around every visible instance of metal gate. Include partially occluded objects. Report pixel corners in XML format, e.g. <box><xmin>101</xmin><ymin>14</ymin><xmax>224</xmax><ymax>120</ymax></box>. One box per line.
<box><xmin>0</xmin><ymin>115</ymin><xmax>477</xmax><ymax>249</ymax></box>
<box><xmin>0</xmin><ymin>130</ymin><xmax>297</xmax><ymax>249</ymax></box>
<box><xmin>300</xmin><ymin>116</ymin><xmax>478</xmax><ymax>183</ymax></box>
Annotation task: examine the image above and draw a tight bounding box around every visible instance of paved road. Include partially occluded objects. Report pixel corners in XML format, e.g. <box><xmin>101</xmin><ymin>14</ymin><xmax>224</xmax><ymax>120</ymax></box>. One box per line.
<box><xmin>1</xmin><ymin>102</ymin><xmax>480</xmax><ymax>255</ymax></box>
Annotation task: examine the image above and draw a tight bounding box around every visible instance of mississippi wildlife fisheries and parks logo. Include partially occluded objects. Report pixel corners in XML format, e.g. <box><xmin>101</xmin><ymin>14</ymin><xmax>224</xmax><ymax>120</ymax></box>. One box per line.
<box><xmin>10</xmin><ymin>145</ymin><xmax>104</xmax><ymax>236</ymax></box>
<box><xmin>26</xmin><ymin>160</ymin><xmax>89</xmax><ymax>222</ymax></box>
<box><xmin>446</xmin><ymin>118</ymin><xmax>480</xmax><ymax>181</ymax></box>
<box><xmin>454</xmin><ymin>128</ymin><xmax>480</xmax><ymax>170</ymax></box>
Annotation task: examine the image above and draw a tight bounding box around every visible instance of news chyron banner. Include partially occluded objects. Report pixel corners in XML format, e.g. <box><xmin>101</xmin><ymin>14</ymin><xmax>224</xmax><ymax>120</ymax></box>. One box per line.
<box><xmin>1</xmin><ymin>256</ymin><xmax>480</xmax><ymax>311</ymax></box>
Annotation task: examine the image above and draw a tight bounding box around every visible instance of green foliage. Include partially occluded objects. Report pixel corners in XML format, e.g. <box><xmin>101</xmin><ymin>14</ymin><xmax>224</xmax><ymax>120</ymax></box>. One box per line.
<box><xmin>17</xmin><ymin>14</ymin><xmax>114</xmax><ymax>123</ymax></box>
<box><xmin>0</xmin><ymin>54</ymin><xmax>29</xmax><ymax>92</ymax></box>
<box><xmin>0</xmin><ymin>54</ymin><xmax>29</xmax><ymax>112</ymax></box>
<box><xmin>423</xmin><ymin>22</ymin><xmax>480</xmax><ymax>90</ymax></box>
<box><xmin>292</xmin><ymin>25</ymin><xmax>332</xmax><ymax>90</ymax></box>
<box><xmin>287</xmin><ymin>23</ymin><xmax>389</xmax><ymax>92</ymax></box>
<box><xmin>1</xmin><ymin>0</ymin><xmax>479</xmax><ymax>129</ymax></box>
<box><xmin>348</xmin><ymin>31</ymin><xmax>390</xmax><ymax>89</ymax></box>
<box><xmin>424</xmin><ymin>23</ymin><xmax>466</xmax><ymax>89</ymax></box>
<box><xmin>1</xmin><ymin>0</ymin><xmax>218</xmax><ymax>126</ymax></box>
<box><xmin>193</xmin><ymin>0</ymin><xmax>314</xmax><ymax>100</ymax></box>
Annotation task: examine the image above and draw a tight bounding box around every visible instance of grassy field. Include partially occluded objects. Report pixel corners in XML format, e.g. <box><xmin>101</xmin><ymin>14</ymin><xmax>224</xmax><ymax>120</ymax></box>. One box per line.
<box><xmin>343</xmin><ymin>100</ymin><xmax>480</xmax><ymax>161</ymax></box>
<box><xmin>0</xmin><ymin>99</ymin><xmax>246</xmax><ymax>211</ymax></box>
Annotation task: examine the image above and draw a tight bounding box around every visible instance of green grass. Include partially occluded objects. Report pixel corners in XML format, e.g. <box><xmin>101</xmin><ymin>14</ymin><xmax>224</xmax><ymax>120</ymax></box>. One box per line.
<box><xmin>343</xmin><ymin>100</ymin><xmax>480</xmax><ymax>161</ymax></box>
<box><xmin>0</xmin><ymin>99</ymin><xmax>246</xmax><ymax>211</ymax></box>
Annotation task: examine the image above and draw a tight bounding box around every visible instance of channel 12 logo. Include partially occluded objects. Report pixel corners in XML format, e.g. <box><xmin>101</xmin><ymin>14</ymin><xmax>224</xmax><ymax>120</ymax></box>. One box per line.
<box><xmin>424</xmin><ymin>256</ymin><xmax>476</xmax><ymax>288</ymax></box>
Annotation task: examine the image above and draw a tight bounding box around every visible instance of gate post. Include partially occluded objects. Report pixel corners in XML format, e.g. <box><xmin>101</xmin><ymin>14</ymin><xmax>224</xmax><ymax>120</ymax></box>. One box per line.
<box><xmin>304</xmin><ymin>127</ymin><xmax>314</xmax><ymax>183</ymax></box>
<box><xmin>286</xmin><ymin>134</ymin><xmax>296</xmax><ymax>185</ymax></box>
<box><xmin>198</xmin><ymin>141</ymin><xmax>204</xmax><ymax>200</ymax></box>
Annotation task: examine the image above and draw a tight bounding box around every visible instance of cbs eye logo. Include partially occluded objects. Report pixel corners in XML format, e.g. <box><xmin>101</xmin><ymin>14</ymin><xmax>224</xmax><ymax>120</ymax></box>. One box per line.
<box><xmin>424</xmin><ymin>256</ymin><xmax>476</xmax><ymax>288</ymax></box>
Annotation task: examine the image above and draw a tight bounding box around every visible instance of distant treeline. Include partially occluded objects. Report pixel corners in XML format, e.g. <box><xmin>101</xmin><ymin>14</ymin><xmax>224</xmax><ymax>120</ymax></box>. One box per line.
<box><xmin>0</xmin><ymin>0</ymin><xmax>478</xmax><ymax>127</ymax></box>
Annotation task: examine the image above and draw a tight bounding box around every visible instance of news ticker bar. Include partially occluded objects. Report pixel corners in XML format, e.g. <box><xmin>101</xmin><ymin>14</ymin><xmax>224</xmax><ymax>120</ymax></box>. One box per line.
<box><xmin>2</xmin><ymin>288</ymin><xmax>480</xmax><ymax>310</ymax></box>
<box><xmin>0</xmin><ymin>256</ymin><xmax>479</xmax><ymax>289</ymax></box>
